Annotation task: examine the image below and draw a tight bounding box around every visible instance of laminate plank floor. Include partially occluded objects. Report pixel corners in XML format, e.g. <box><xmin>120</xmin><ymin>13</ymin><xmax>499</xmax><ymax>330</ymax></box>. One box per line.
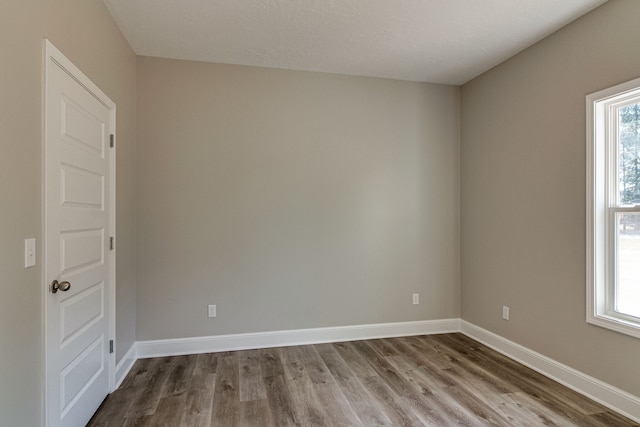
<box><xmin>88</xmin><ymin>333</ymin><xmax>638</xmax><ymax>426</ymax></box>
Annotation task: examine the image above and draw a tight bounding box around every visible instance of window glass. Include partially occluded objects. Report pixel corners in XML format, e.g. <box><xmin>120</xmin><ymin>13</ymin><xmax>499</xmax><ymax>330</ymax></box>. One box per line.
<box><xmin>618</xmin><ymin>103</ymin><xmax>640</xmax><ymax>206</ymax></box>
<box><xmin>616</xmin><ymin>212</ymin><xmax>640</xmax><ymax>318</ymax></box>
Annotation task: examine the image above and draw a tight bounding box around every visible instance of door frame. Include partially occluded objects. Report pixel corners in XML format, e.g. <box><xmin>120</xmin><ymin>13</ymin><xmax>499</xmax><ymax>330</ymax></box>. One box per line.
<box><xmin>42</xmin><ymin>39</ymin><xmax>117</xmax><ymax>424</ymax></box>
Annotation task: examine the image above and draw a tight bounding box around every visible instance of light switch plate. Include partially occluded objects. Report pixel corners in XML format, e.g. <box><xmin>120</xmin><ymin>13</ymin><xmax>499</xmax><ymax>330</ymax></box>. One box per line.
<box><xmin>24</xmin><ymin>238</ymin><xmax>36</xmax><ymax>268</ymax></box>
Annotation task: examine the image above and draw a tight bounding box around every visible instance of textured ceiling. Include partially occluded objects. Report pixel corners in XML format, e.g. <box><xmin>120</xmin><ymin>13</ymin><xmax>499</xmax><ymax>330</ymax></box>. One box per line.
<box><xmin>102</xmin><ymin>0</ymin><xmax>606</xmax><ymax>85</ymax></box>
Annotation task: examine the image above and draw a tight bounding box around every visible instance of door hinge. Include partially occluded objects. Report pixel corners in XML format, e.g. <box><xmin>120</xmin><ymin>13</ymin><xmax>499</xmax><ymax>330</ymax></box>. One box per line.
<box><xmin>109</xmin><ymin>340</ymin><xmax>114</xmax><ymax>354</ymax></box>
<box><xmin>110</xmin><ymin>134</ymin><xmax>114</xmax><ymax>148</ymax></box>
<box><xmin>110</xmin><ymin>237</ymin><xmax>114</xmax><ymax>251</ymax></box>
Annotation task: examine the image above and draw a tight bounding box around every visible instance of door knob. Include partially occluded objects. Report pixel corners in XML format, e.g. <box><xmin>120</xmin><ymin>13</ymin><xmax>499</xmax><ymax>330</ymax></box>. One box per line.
<box><xmin>51</xmin><ymin>280</ymin><xmax>71</xmax><ymax>293</ymax></box>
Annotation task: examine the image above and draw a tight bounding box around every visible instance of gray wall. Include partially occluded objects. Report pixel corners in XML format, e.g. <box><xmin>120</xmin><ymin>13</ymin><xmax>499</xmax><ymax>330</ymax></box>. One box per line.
<box><xmin>461</xmin><ymin>0</ymin><xmax>640</xmax><ymax>398</ymax></box>
<box><xmin>136</xmin><ymin>57</ymin><xmax>460</xmax><ymax>340</ymax></box>
<box><xmin>0</xmin><ymin>0</ymin><xmax>136</xmax><ymax>425</ymax></box>
<box><xmin>4</xmin><ymin>0</ymin><xmax>639</xmax><ymax>424</ymax></box>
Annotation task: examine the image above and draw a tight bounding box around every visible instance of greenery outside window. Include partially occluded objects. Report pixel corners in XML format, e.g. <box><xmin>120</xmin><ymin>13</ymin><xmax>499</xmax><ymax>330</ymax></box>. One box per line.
<box><xmin>587</xmin><ymin>77</ymin><xmax>640</xmax><ymax>338</ymax></box>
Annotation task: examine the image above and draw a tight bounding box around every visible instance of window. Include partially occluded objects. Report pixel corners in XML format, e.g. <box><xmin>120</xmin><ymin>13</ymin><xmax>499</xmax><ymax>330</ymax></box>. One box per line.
<box><xmin>587</xmin><ymin>77</ymin><xmax>640</xmax><ymax>338</ymax></box>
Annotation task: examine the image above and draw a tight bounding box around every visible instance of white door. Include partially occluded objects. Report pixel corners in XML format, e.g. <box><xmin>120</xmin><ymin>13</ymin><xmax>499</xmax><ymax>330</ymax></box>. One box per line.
<box><xmin>44</xmin><ymin>40</ymin><xmax>116</xmax><ymax>427</ymax></box>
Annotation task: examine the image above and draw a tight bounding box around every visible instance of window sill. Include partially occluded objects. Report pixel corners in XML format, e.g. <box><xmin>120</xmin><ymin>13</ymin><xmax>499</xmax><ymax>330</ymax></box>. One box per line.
<box><xmin>587</xmin><ymin>313</ymin><xmax>640</xmax><ymax>339</ymax></box>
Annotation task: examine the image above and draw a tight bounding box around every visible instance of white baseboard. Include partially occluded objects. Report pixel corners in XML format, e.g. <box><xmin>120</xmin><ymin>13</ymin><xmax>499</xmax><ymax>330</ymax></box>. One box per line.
<box><xmin>460</xmin><ymin>320</ymin><xmax>640</xmax><ymax>423</ymax></box>
<box><xmin>114</xmin><ymin>343</ymin><xmax>137</xmax><ymax>390</ymax></box>
<box><xmin>117</xmin><ymin>317</ymin><xmax>640</xmax><ymax>423</ymax></box>
<box><xmin>136</xmin><ymin>318</ymin><xmax>460</xmax><ymax>359</ymax></box>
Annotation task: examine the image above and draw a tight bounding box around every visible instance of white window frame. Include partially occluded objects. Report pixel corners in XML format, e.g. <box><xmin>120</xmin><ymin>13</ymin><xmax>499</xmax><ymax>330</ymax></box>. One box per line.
<box><xmin>587</xmin><ymin>77</ymin><xmax>640</xmax><ymax>339</ymax></box>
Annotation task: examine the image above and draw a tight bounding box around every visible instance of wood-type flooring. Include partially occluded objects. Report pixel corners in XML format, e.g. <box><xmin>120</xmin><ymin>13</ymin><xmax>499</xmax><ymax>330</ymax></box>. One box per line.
<box><xmin>88</xmin><ymin>333</ymin><xmax>638</xmax><ymax>426</ymax></box>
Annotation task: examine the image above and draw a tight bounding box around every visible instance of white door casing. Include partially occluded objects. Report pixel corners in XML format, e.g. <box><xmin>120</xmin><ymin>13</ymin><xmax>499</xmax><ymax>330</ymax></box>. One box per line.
<box><xmin>43</xmin><ymin>40</ymin><xmax>116</xmax><ymax>427</ymax></box>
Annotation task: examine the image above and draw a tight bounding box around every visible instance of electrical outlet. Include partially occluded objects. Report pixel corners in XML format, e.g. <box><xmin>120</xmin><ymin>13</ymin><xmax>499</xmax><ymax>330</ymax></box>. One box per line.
<box><xmin>208</xmin><ymin>304</ymin><xmax>217</xmax><ymax>318</ymax></box>
<box><xmin>502</xmin><ymin>305</ymin><xmax>510</xmax><ymax>320</ymax></box>
<box><xmin>413</xmin><ymin>293</ymin><xmax>419</xmax><ymax>305</ymax></box>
